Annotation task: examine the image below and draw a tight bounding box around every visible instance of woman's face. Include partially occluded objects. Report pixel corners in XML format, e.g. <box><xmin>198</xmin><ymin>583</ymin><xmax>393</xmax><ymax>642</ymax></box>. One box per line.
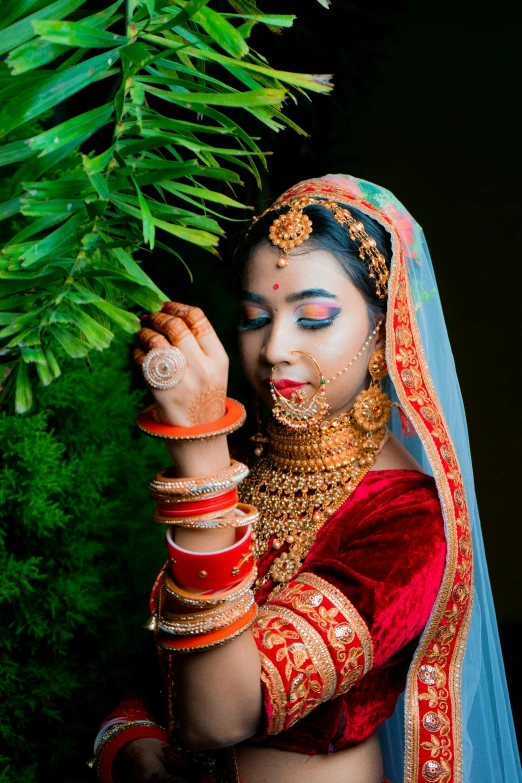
<box><xmin>238</xmin><ymin>242</ymin><xmax>383</xmax><ymax>418</ymax></box>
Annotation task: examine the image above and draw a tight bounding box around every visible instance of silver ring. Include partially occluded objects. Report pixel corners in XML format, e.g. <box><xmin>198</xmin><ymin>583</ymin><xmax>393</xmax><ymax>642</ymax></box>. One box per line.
<box><xmin>142</xmin><ymin>347</ymin><xmax>186</xmax><ymax>389</ymax></box>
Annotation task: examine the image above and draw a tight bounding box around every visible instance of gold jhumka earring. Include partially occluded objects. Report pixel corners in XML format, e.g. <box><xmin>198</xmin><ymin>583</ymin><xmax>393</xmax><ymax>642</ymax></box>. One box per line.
<box><xmin>353</xmin><ymin>347</ymin><xmax>392</xmax><ymax>433</ymax></box>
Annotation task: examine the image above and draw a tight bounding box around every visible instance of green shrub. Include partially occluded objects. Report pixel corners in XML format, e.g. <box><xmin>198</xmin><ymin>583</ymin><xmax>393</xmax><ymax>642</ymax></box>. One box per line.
<box><xmin>0</xmin><ymin>338</ymin><xmax>167</xmax><ymax>782</ymax></box>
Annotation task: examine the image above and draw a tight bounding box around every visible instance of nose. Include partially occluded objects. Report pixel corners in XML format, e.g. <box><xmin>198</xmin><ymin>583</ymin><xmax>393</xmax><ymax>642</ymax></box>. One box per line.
<box><xmin>259</xmin><ymin>315</ymin><xmax>300</xmax><ymax>372</ymax></box>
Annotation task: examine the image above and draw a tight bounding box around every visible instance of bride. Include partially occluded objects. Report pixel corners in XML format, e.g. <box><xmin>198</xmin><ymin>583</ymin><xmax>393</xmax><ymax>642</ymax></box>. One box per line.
<box><xmin>90</xmin><ymin>175</ymin><xmax>521</xmax><ymax>783</ymax></box>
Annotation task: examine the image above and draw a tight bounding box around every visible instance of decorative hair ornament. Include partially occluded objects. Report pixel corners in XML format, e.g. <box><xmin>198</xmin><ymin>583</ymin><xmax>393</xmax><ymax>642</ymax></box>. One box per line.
<box><xmin>251</xmin><ymin>195</ymin><xmax>389</xmax><ymax>299</ymax></box>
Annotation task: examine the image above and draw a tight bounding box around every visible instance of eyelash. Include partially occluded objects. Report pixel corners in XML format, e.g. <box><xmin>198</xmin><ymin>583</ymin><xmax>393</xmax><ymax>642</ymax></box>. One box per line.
<box><xmin>238</xmin><ymin>315</ymin><xmax>338</xmax><ymax>332</ymax></box>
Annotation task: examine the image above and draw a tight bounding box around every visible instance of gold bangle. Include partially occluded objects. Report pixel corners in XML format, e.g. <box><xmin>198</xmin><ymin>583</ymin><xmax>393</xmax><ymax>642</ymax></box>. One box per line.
<box><xmin>162</xmin><ymin>589</ymin><xmax>253</xmax><ymax>623</ymax></box>
<box><xmin>156</xmin><ymin>605</ymin><xmax>259</xmax><ymax>654</ymax></box>
<box><xmin>153</xmin><ymin>502</ymin><xmax>259</xmax><ymax>528</ymax></box>
<box><xmin>157</xmin><ymin>592</ymin><xmax>255</xmax><ymax>636</ymax></box>
<box><xmin>150</xmin><ymin>460</ymin><xmax>249</xmax><ymax>500</ymax></box>
<box><xmin>163</xmin><ymin>566</ymin><xmax>257</xmax><ymax>608</ymax></box>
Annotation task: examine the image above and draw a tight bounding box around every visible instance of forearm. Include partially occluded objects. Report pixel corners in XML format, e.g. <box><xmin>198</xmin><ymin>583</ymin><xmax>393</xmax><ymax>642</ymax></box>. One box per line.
<box><xmin>163</xmin><ymin>437</ymin><xmax>262</xmax><ymax>748</ymax></box>
<box><xmin>173</xmin><ymin>627</ymin><xmax>263</xmax><ymax>749</ymax></box>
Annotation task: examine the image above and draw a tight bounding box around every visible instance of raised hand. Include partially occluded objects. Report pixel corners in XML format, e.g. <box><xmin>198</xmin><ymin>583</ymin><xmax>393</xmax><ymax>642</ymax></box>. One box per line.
<box><xmin>134</xmin><ymin>303</ymin><xmax>229</xmax><ymax>428</ymax></box>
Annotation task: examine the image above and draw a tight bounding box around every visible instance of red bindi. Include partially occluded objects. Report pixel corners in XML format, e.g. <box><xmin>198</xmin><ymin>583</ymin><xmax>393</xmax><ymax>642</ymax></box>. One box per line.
<box><xmin>273</xmin><ymin>283</ymin><xmax>280</xmax><ymax>290</ymax></box>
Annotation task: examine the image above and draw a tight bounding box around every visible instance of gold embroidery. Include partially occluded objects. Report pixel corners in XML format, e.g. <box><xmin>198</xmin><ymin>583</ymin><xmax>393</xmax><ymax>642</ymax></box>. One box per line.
<box><xmin>254</xmin><ymin>605</ymin><xmax>336</xmax><ymax>727</ymax></box>
<box><xmin>258</xmin><ymin>652</ymin><xmax>286</xmax><ymax>735</ymax></box>
<box><xmin>296</xmin><ymin>573</ymin><xmax>374</xmax><ymax>675</ymax></box>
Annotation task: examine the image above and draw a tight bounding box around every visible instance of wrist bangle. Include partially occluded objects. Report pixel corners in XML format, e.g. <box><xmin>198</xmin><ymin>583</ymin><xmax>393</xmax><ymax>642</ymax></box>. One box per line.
<box><xmin>137</xmin><ymin>398</ymin><xmax>246</xmax><ymax>441</ymax></box>
<box><xmin>153</xmin><ymin>502</ymin><xmax>259</xmax><ymax>529</ymax></box>
<box><xmin>150</xmin><ymin>460</ymin><xmax>249</xmax><ymax>500</ymax></box>
<box><xmin>88</xmin><ymin>720</ymin><xmax>167</xmax><ymax>782</ymax></box>
<box><xmin>163</xmin><ymin>566</ymin><xmax>257</xmax><ymax>608</ymax></box>
<box><xmin>157</xmin><ymin>603</ymin><xmax>258</xmax><ymax>654</ymax></box>
<box><xmin>166</xmin><ymin>525</ymin><xmax>254</xmax><ymax>590</ymax></box>
<box><xmin>158</xmin><ymin>591</ymin><xmax>255</xmax><ymax>636</ymax></box>
<box><xmin>155</xmin><ymin>488</ymin><xmax>238</xmax><ymax>518</ymax></box>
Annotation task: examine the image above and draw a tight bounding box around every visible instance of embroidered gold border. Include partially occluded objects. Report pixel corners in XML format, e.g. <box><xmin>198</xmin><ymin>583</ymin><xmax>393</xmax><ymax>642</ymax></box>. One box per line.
<box><xmin>259</xmin><ymin>652</ymin><xmax>287</xmax><ymax>735</ymax></box>
<box><xmin>295</xmin><ymin>572</ymin><xmax>374</xmax><ymax>674</ymax></box>
<box><xmin>260</xmin><ymin>604</ymin><xmax>337</xmax><ymax>704</ymax></box>
<box><xmin>275</xmin><ymin>179</ymin><xmax>474</xmax><ymax>783</ymax></box>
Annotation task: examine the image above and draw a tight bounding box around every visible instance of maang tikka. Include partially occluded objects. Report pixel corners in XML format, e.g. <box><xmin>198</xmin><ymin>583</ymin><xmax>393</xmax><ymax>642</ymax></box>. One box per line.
<box><xmin>250</xmin><ymin>195</ymin><xmax>390</xmax><ymax>299</ymax></box>
<box><xmin>268</xmin><ymin>320</ymin><xmax>383</xmax><ymax>432</ymax></box>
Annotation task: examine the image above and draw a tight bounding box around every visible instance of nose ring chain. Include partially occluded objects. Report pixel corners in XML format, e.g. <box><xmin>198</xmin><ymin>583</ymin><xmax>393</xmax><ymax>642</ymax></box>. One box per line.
<box><xmin>269</xmin><ymin>319</ymin><xmax>383</xmax><ymax>430</ymax></box>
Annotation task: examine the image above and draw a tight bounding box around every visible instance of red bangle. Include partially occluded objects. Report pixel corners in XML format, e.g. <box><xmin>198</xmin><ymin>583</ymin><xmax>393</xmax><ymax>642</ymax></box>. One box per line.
<box><xmin>157</xmin><ymin>603</ymin><xmax>258</xmax><ymax>653</ymax></box>
<box><xmin>156</xmin><ymin>488</ymin><xmax>238</xmax><ymax>518</ymax></box>
<box><xmin>96</xmin><ymin>723</ymin><xmax>168</xmax><ymax>783</ymax></box>
<box><xmin>137</xmin><ymin>398</ymin><xmax>246</xmax><ymax>441</ymax></box>
<box><xmin>166</xmin><ymin>526</ymin><xmax>254</xmax><ymax>591</ymax></box>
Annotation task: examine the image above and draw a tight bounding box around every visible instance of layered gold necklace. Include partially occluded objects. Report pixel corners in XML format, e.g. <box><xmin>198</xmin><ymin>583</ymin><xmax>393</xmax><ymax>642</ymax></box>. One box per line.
<box><xmin>240</xmin><ymin>411</ymin><xmax>389</xmax><ymax>588</ymax></box>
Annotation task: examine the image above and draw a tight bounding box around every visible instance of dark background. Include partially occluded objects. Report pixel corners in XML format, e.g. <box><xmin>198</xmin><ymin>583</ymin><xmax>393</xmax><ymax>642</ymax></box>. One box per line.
<box><xmin>143</xmin><ymin>0</ymin><xmax>522</xmax><ymax>733</ymax></box>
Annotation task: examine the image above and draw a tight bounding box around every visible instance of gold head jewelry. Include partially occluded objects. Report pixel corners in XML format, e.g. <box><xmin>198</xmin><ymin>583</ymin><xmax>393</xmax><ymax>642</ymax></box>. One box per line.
<box><xmin>251</xmin><ymin>195</ymin><xmax>389</xmax><ymax>299</ymax></box>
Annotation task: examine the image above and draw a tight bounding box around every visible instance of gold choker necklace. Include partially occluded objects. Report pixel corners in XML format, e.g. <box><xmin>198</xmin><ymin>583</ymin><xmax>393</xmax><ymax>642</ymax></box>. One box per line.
<box><xmin>240</xmin><ymin>411</ymin><xmax>389</xmax><ymax>587</ymax></box>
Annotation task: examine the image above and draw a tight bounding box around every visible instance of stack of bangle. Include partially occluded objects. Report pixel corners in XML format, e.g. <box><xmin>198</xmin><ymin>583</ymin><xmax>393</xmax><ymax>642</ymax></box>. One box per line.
<box><xmin>154</xmin><ymin>520</ymin><xmax>258</xmax><ymax>651</ymax></box>
<box><xmin>150</xmin><ymin>459</ymin><xmax>250</xmax><ymax>499</ymax></box>
<box><xmin>146</xmin><ymin>456</ymin><xmax>259</xmax><ymax>652</ymax></box>
<box><xmin>150</xmin><ymin>459</ymin><xmax>257</xmax><ymax>530</ymax></box>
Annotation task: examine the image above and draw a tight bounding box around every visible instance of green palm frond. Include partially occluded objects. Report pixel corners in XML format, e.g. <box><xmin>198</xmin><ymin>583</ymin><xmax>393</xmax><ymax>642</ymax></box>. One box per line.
<box><xmin>0</xmin><ymin>0</ymin><xmax>332</xmax><ymax>413</ymax></box>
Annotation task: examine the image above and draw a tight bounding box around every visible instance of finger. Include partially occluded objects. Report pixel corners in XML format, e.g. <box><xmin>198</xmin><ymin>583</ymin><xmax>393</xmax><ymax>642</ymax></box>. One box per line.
<box><xmin>133</xmin><ymin>347</ymin><xmax>147</xmax><ymax>367</ymax></box>
<box><xmin>137</xmin><ymin>327</ymin><xmax>171</xmax><ymax>353</ymax></box>
<box><xmin>161</xmin><ymin>302</ymin><xmax>225</xmax><ymax>359</ymax></box>
<box><xmin>142</xmin><ymin>313</ymin><xmax>202</xmax><ymax>365</ymax></box>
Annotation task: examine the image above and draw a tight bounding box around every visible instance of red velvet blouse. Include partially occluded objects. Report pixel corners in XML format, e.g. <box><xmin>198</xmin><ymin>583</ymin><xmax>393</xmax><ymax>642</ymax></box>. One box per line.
<box><xmin>247</xmin><ymin>469</ymin><xmax>446</xmax><ymax>755</ymax></box>
<box><xmin>99</xmin><ymin>468</ymin><xmax>446</xmax><ymax>767</ymax></box>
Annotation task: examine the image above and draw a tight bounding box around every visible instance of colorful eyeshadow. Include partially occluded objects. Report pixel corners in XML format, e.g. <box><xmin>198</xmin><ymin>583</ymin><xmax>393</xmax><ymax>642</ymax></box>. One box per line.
<box><xmin>296</xmin><ymin>303</ymin><xmax>336</xmax><ymax>320</ymax></box>
<box><xmin>242</xmin><ymin>305</ymin><xmax>268</xmax><ymax>320</ymax></box>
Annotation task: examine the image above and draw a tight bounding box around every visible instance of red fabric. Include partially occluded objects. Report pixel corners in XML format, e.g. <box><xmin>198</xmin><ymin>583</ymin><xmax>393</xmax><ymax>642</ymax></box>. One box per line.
<box><xmin>248</xmin><ymin>469</ymin><xmax>446</xmax><ymax>754</ymax></box>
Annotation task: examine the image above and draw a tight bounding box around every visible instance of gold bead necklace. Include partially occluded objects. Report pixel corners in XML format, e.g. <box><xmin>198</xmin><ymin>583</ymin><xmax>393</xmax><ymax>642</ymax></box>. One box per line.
<box><xmin>240</xmin><ymin>412</ymin><xmax>388</xmax><ymax>587</ymax></box>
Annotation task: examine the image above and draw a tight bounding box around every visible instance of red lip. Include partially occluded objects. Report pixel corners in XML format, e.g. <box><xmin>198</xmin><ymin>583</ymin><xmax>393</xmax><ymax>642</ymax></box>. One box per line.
<box><xmin>262</xmin><ymin>377</ymin><xmax>307</xmax><ymax>398</ymax></box>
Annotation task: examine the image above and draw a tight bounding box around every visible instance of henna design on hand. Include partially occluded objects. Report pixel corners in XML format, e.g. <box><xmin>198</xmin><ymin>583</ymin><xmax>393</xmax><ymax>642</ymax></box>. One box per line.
<box><xmin>188</xmin><ymin>385</ymin><xmax>226</xmax><ymax>425</ymax></box>
<box><xmin>162</xmin><ymin>303</ymin><xmax>214</xmax><ymax>340</ymax></box>
<box><xmin>138</xmin><ymin>327</ymin><xmax>171</xmax><ymax>351</ymax></box>
<box><xmin>143</xmin><ymin>314</ymin><xmax>191</xmax><ymax>346</ymax></box>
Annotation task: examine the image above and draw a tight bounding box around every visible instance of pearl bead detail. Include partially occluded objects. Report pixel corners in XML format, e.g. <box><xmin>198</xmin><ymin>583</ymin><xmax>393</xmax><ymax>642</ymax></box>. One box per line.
<box><xmin>324</xmin><ymin>319</ymin><xmax>383</xmax><ymax>385</ymax></box>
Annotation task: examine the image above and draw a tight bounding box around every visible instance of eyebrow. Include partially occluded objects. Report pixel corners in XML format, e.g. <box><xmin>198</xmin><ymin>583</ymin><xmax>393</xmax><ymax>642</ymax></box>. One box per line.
<box><xmin>240</xmin><ymin>288</ymin><xmax>337</xmax><ymax>304</ymax></box>
<box><xmin>285</xmin><ymin>288</ymin><xmax>337</xmax><ymax>303</ymax></box>
<box><xmin>241</xmin><ymin>290</ymin><xmax>267</xmax><ymax>304</ymax></box>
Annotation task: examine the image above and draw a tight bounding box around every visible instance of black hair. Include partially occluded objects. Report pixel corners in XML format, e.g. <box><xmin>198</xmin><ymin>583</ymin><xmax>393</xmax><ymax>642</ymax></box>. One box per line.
<box><xmin>236</xmin><ymin>203</ymin><xmax>391</xmax><ymax>328</ymax></box>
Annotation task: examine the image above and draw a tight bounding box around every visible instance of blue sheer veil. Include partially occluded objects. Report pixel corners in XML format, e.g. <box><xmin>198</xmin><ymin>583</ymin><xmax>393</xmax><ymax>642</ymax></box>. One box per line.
<box><xmin>320</xmin><ymin>175</ymin><xmax>521</xmax><ymax>783</ymax></box>
<box><xmin>279</xmin><ymin>174</ymin><xmax>521</xmax><ymax>783</ymax></box>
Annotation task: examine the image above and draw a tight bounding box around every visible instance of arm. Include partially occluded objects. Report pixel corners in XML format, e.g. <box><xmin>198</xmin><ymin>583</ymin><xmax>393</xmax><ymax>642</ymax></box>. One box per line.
<box><xmin>136</xmin><ymin>304</ymin><xmax>263</xmax><ymax>750</ymax></box>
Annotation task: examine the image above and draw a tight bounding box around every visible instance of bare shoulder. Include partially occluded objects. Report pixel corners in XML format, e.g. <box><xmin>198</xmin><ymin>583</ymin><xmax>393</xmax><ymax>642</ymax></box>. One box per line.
<box><xmin>372</xmin><ymin>430</ymin><xmax>424</xmax><ymax>472</ymax></box>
